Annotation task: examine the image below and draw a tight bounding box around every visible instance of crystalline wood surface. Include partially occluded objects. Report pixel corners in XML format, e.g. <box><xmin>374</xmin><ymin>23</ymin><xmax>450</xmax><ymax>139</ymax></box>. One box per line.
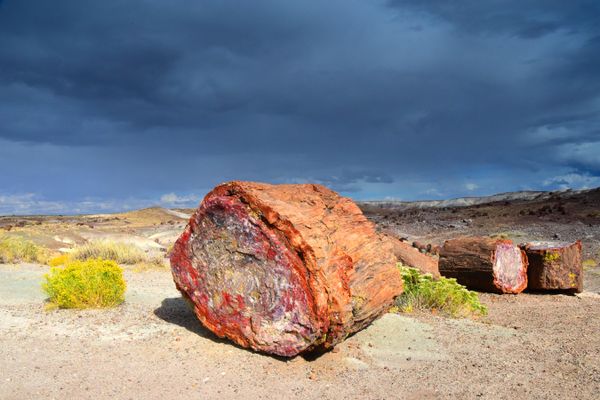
<box><xmin>170</xmin><ymin>181</ymin><xmax>403</xmax><ymax>356</ymax></box>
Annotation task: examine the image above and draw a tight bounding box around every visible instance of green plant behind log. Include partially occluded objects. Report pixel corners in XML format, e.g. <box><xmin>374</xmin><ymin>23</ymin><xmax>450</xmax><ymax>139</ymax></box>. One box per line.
<box><xmin>394</xmin><ymin>265</ymin><xmax>487</xmax><ymax>318</ymax></box>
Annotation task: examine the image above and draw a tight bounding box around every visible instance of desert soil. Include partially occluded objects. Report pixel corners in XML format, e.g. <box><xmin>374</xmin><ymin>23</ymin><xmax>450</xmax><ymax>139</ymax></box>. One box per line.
<box><xmin>2</xmin><ymin>264</ymin><xmax>600</xmax><ymax>400</ymax></box>
<box><xmin>1</xmin><ymin>190</ymin><xmax>600</xmax><ymax>399</ymax></box>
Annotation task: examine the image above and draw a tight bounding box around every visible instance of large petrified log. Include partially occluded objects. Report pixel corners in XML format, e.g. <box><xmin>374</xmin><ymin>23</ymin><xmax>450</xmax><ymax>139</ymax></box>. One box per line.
<box><xmin>519</xmin><ymin>241</ymin><xmax>583</xmax><ymax>293</ymax></box>
<box><xmin>439</xmin><ymin>237</ymin><xmax>528</xmax><ymax>293</ymax></box>
<box><xmin>170</xmin><ymin>181</ymin><xmax>403</xmax><ymax>357</ymax></box>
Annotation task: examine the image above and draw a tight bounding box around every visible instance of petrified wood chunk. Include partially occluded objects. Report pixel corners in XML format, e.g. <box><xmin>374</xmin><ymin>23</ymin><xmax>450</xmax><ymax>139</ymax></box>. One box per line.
<box><xmin>520</xmin><ymin>241</ymin><xmax>583</xmax><ymax>293</ymax></box>
<box><xmin>386</xmin><ymin>235</ymin><xmax>440</xmax><ymax>278</ymax></box>
<box><xmin>170</xmin><ymin>181</ymin><xmax>403</xmax><ymax>357</ymax></box>
<box><xmin>439</xmin><ymin>236</ymin><xmax>528</xmax><ymax>293</ymax></box>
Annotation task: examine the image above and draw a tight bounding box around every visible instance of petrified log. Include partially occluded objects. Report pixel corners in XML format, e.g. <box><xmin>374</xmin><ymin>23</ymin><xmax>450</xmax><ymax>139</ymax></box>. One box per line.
<box><xmin>170</xmin><ymin>181</ymin><xmax>403</xmax><ymax>357</ymax></box>
<box><xmin>520</xmin><ymin>241</ymin><xmax>583</xmax><ymax>293</ymax></box>
<box><xmin>439</xmin><ymin>236</ymin><xmax>528</xmax><ymax>293</ymax></box>
<box><xmin>386</xmin><ymin>235</ymin><xmax>440</xmax><ymax>278</ymax></box>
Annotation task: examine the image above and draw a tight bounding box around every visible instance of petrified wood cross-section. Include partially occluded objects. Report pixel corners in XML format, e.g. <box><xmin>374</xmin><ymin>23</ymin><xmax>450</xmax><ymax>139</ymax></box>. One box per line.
<box><xmin>439</xmin><ymin>236</ymin><xmax>528</xmax><ymax>294</ymax></box>
<box><xmin>170</xmin><ymin>181</ymin><xmax>403</xmax><ymax>357</ymax></box>
<box><xmin>520</xmin><ymin>241</ymin><xmax>583</xmax><ymax>293</ymax></box>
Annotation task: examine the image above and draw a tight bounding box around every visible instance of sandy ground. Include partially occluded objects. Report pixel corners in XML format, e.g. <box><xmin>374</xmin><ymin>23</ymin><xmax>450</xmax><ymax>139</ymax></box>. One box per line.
<box><xmin>1</xmin><ymin>263</ymin><xmax>600</xmax><ymax>400</ymax></box>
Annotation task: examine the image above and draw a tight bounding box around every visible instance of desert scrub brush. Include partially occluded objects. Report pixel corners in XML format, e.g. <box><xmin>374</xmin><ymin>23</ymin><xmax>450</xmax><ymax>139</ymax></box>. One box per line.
<box><xmin>42</xmin><ymin>258</ymin><xmax>126</xmax><ymax>309</ymax></box>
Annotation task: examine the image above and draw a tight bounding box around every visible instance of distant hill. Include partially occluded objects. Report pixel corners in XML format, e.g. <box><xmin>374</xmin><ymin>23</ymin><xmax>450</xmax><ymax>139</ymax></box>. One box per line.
<box><xmin>359</xmin><ymin>187</ymin><xmax>600</xmax><ymax>211</ymax></box>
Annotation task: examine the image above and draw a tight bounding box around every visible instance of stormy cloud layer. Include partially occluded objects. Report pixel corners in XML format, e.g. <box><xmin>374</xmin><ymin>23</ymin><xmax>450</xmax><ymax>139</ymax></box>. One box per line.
<box><xmin>0</xmin><ymin>0</ymin><xmax>599</xmax><ymax>214</ymax></box>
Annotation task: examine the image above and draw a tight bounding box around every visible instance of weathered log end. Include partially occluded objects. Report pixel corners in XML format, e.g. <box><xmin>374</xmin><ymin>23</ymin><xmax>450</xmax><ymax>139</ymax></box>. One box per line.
<box><xmin>439</xmin><ymin>236</ymin><xmax>528</xmax><ymax>294</ymax></box>
<box><xmin>170</xmin><ymin>194</ymin><xmax>320</xmax><ymax>356</ymax></box>
<box><xmin>170</xmin><ymin>181</ymin><xmax>403</xmax><ymax>357</ymax></box>
<box><xmin>520</xmin><ymin>241</ymin><xmax>583</xmax><ymax>293</ymax></box>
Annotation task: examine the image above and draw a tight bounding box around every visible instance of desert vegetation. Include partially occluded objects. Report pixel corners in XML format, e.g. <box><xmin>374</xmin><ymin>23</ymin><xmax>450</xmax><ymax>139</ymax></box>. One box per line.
<box><xmin>0</xmin><ymin>235</ymin><xmax>166</xmax><ymax>270</ymax></box>
<box><xmin>42</xmin><ymin>258</ymin><xmax>126</xmax><ymax>309</ymax></box>
<box><xmin>0</xmin><ymin>234</ymin><xmax>48</xmax><ymax>264</ymax></box>
<box><xmin>48</xmin><ymin>240</ymin><xmax>166</xmax><ymax>269</ymax></box>
<box><xmin>70</xmin><ymin>240</ymin><xmax>158</xmax><ymax>264</ymax></box>
<box><xmin>394</xmin><ymin>265</ymin><xmax>488</xmax><ymax>318</ymax></box>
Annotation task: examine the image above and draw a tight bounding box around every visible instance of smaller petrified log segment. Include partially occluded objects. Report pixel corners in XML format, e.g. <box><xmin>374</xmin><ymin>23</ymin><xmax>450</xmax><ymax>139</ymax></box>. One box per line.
<box><xmin>386</xmin><ymin>235</ymin><xmax>440</xmax><ymax>278</ymax></box>
<box><xmin>520</xmin><ymin>241</ymin><xmax>583</xmax><ymax>293</ymax></box>
<box><xmin>170</xmin><ymin>181</ymin><xmax>403</xmax><ymax>357</ymax></box>
<box><xmin>439</xmin><ymin>237</ymin><xmax>528</xmax><ymax>293</ymax></box>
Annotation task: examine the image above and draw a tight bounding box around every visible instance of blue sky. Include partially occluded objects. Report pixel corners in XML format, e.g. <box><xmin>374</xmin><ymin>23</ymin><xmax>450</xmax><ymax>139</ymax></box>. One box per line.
<box><xmin>0</xmin><ymin>0</ymin><xmax>599</xmax><ymax>214</ymax></box>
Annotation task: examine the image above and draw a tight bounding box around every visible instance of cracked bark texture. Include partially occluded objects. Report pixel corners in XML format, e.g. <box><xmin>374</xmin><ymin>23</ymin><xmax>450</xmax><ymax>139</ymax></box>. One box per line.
<box><xmin>520</xmin><ymin>241</ymin><xmax>583</xmax><ymax>293</ymax></box>
<box><xmin>170</xmin><ymin>181</ymin><xmax>403</xmax><ymax>357</ymax></box>
<box><xmin>439</xmin><ymin>236</ymin><xmax>528</xmax><ymax>294</ymax></box>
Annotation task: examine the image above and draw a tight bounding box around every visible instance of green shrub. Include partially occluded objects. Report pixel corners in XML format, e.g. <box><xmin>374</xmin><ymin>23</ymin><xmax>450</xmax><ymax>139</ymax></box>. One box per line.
<box><xmin>0</xmin><ymin>234</ymin><xmax>48</xmax><ymax>264</ymax></box>
<box><xmin>42</xmin><ymin>258</ymin><xmax>126</xmax><ymax>309</ymax></box>
<box><xmin>394</xmin><ymin>265</ymin><xmax>487</xmax><ymax>318</ymax></box>
<box><xmin>70</xmin><ymin>240</ymin><xmax>147</xmax><ymax>264</ymax></box>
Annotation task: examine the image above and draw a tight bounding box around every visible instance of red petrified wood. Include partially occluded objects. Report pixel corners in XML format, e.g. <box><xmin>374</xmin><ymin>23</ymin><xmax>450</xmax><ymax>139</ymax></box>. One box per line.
<box><xmin>439</xmin><ymin>236</ymin><xmax>528</xmax><ymax>293</ymax></box>
<box><xmin>170</xmin><ymin>181</ymin><xmax>403</xmax><ymax>357</ymax></box>
<box><xmin>520</xmin><ymin>241</ymin><xmax>583</xmax><ymax>293</ymax></box>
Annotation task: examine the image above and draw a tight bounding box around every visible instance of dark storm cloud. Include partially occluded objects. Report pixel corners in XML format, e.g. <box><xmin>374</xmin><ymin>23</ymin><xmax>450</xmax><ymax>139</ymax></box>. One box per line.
<box><xmin>388</xmin><ymin>0</ymin><xmax>600</xmax><ymax>38</ymax></box>
<box><xmin>0</xmin><ymin>0</ymin><xmax>599</xmax><ymax>213</ymax></box>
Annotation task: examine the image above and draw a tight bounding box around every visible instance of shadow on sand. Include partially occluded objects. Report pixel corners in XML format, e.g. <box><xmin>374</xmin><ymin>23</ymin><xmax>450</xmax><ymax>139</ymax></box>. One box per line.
<box><xmin>153</xmin><ymin>297</ymin><xmax>226</xmax><ymax>343</ymax></box>
<box><xmin>153</xmin><ymin>296</ymin><xmax>324</xmax><ymax>361</ymax></box>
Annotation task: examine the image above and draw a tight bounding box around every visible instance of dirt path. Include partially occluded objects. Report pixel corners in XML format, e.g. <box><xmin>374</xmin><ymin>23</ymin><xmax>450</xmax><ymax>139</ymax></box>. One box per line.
<box><xmin>1</xmin><ymin>264</ymin><xmax>599</xmax><ymax>399</ymax></box>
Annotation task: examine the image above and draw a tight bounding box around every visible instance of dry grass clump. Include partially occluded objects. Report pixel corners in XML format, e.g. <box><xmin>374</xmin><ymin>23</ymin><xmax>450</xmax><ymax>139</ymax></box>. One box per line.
<box><xmin>393</xmin><ymin>265</ymin><xmax>488</xmax><ymax>318</ymax></box>
<box><xmin>66</xmin><ymin>240</ymin><xmax>166</xmax><ymax>269</ymax></box>
<box><xmin>131</xmin><ymin>254</ymin><xmax>168</xmax><ymax>271</ymax></box>
<box><xmin>70</xmin><ymin>240</ymin><xmax>147</xmax><ymax>264</ymax></box>
<box><xmin>43</xmin><ymin>258</ymin><xmax>126</xmax><ymax>309</ymax></box>
<box><xmin>0</xmin><ymin>234</ymin><xmax>49</xmax><ymax>264</ymax></box>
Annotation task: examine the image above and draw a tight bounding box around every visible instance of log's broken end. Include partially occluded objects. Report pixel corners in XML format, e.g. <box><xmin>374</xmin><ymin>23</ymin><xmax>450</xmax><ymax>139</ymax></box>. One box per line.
<box><xmin>171</xmin><ymin>193</ymin><xmax>324</xmax><ymax>357</ymax></box>
<box><xmin>492</xmin><ymin>241</ymin><xmax>528</xmax><ymax>294</ymax></box>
